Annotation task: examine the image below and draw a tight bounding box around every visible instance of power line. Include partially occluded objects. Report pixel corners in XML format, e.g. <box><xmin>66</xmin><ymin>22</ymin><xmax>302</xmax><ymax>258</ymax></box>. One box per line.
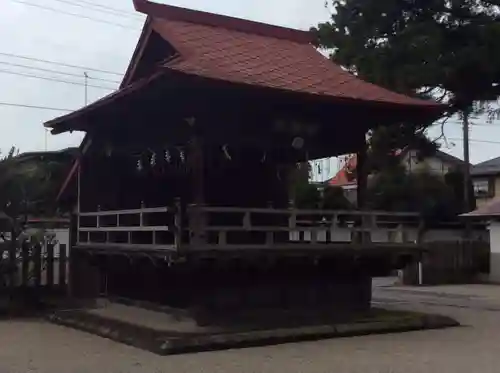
<box><xmin>0</xmin><ymin>68</ymin><xmax>115</xmax><ymax>90</ymax></box>
<box><xmin>10</xmin><ymin>0</ymin><xmax>141</xmax><ymax>30</ymax></box>
<box><xmin>452</xmin><ymin>120</ymin><xmax>499</xmax><ymax>127</ymax></box>
<box><xmin>0</xmin><ymin>61</ymin><xmax>120</xmax><ymax>84</ymax></box>
<box><xmin>49</xmin><ymin>0</ymin><xmax>143</xmax><ymax>20</ymax></box>
<box><xmin>0</xmin><ymin>52</ymin><xmax>122</xmax><ymax>76</ymax></box>
<box><xmin>0</xmin><ymin>102</ymin><xmax>73</xmax><ymax>112</ymax></box>
<box><xmin>446</xmin><ymin>137</ymin><xmax>500</xmax><ymax>145</ymax></box>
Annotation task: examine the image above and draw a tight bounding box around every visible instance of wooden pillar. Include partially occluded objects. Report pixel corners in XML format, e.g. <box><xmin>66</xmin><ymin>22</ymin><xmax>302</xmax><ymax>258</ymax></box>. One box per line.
<box><xmin>189</xmin><ymin>136</ymin><xmax>205</xmax><ymax>205</ymax></box>
<box><xmin>356</xmin><ymin>135</ymin><xmax>368</xmax><ymax>209</ymax></box>
<box><xmin>76</xmin><ymin>160</ymin><xmax>81</xmax><ymax>236</ymax></box>
<box><xmin>187</xmin><ymin>135</ymin><xmax>207</xmax><ymax>247</ymax></box>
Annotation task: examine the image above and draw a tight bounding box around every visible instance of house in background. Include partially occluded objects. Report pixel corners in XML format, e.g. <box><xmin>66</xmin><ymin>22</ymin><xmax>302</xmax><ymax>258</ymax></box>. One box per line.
<box><xmin>463</xmin><ymin>199</ymin><xmax>500</xmax><ymax>282</ymax></box>
<box><xmin>328</xmin><ymin>155</ymin><xmax>358</xmax><ymax>203</ymax></box>
<box><xmin>399</xmin><ymin>148</ymin><xmax>464</xmax><ymax>175</ymax></box>
<box><xmin>329</xmin><ymin>148</ymin><xmax>465</xmax><ymax>205</ymax></box>
<box><xmin>471</xmin><ymin>157</ymin><xmax>500</xmax><ymax>208</ymax></box>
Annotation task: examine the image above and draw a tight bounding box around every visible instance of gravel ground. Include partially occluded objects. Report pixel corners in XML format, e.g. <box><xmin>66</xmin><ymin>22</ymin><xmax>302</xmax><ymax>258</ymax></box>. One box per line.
<box><xmin>1</xmin><ymin>284</ymin><xmax>499</xmax><ymax>373</ymax></box>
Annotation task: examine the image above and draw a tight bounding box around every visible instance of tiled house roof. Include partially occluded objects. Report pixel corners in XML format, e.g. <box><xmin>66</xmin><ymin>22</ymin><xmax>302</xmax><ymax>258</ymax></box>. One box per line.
<box><xmin>462</xmin><ymin>198</ymin><xmax>500</xmax><ymax>218</ymax></box>
<box><xmin>471</xmin><ymin>156</ymin><xmax>500</xmax><ymax>176</ymax></box>
<box><xmin>134</xmin><ymin>0</ymin><xmax>444</xmax><ymax>107</ymax></box>
<box><xmin>329</xmin><ymin>156</ymin><xmax>357</xmax><ymax>187</ymax></box>
<box><xmin>329</xmin><ymin>149</ymin><xmax>464</xmax><ymax>187</ymax></box>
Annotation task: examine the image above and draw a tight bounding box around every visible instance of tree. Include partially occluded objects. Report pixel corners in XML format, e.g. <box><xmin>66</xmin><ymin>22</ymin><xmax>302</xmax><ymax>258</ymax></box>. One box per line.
<box><xmin>314</xmin><ymin>0</ymin><xmax>500</xmax><ymax>108</ymax></box>
<box><xmin>322</xmin><ymin>185</ymin><xmax>353</xmax><ymax>210</ymax></box>
<box><xmin>0</xmin><ymin>147</ymin><xmax>76</xmax><ymax>218</ymax></box>
<box><xmin>444</xmin><ymin>167</ymin><xmax>476</xmax><ymax>214</ymax></box>
<box><xmin>292</xmin><ymin>181</ymin><xmax>321</xmax><ymax>209</ymax></box>
<box><xmin>366</xmin><ymin>166</ymin><xmax>456</xmax><ymax>221</ymax></box>
<box><xmin>313</xmin><ymin>0</ymin><xmax>500</xmax><ymax>175</ymax></box>
<box><xmin>367</xmin><ymin>126</ymin><xmax>439</xmax><ymax>174</ymax></box>
<box><xmin>0</xmin><ymin>147</ymin><xmax>75</xmax><ymax>299</ymax></box>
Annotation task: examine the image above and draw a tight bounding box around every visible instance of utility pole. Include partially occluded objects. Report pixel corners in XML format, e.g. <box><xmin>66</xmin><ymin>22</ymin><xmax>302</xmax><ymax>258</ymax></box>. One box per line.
<box><xmin>462</xmin><ymin>110</ymin><xmax>471</xmax><ymax>211</ymax></box>
<box><xmin>462</xmin><ymin>109</ymin><xmax>472</xmax><ymax>239</ymax></box>
<box><xmin>84</xmin><ymin>72</ymin><xmax>89</xmax><ymax>106</ymax></box>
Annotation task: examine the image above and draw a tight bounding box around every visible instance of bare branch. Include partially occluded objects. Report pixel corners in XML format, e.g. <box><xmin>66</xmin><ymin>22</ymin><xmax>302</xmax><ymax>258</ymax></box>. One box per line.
<box><xmin>432</xmin><ymin>114</ymin><xmax>453</xmax><ymax>144</ymax></box>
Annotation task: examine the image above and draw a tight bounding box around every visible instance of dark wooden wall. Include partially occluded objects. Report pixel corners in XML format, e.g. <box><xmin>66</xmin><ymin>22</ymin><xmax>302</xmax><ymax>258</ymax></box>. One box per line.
<box><xmin>80</xmin><ymin>142</ymin><xmax>292</xmax><ymax>212</ymax></box>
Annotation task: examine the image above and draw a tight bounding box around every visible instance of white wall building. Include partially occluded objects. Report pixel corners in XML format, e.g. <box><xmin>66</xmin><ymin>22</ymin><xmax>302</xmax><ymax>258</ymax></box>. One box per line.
<box><xmin>463</xmin><ymin>199</ymin><xmax>500</xmax><ymax>282</ymax></box>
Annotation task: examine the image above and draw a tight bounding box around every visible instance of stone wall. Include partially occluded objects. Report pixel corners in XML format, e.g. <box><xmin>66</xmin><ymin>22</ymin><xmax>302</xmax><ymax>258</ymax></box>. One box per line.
<box><xmin>71</xmin><ymin>252</ymin><xmax>374</xmax><ymax>326</ymax></box>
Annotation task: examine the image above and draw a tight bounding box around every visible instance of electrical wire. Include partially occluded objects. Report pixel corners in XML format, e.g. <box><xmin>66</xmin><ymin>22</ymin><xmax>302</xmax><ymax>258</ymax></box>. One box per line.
<box><xmin>0</xmin><ymin>52</ymin><xmax>122</xmax><ymax>76</ymax></box>
<box><xmin>49</xmin><ymin>0</ymin><xmax>143</xmax><ymax>20</ymax></box>
<box><xmin>0</xmin><ymin>102</ymin><xmax>73</xmax><ymax>112</ymax></box>
<box><xmin>446</xmin><ymin>137</ymin><xmax>500</xmax><ymax>145</ymax></box>
<box><xmin>0</xmin><ymin>61</ymin><xmax>120</xmax><ymax>84</ymax></box>
<box><xmin>0</xmin><ymin>68</ymin><xmax>115</xmax><ymax>90</ymax></box>
<box><xmin>9</xmin><ymin>0</ymin><xmax>141</xmax><ymax>30</ymax></box>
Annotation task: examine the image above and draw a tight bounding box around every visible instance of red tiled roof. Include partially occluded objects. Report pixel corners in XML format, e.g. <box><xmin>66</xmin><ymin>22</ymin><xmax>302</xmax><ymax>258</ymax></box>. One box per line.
<box><xmin>329</xmin><ymin>155</ymin><xmax>357</xmax><ymax>187</ymax></box>
<box><xmin>328</xmin><ymin>148</ymin><xmax>463</xmax><ymax>188</ymax></box>
<box><xmin>462</xmin><ymin>198</ymin><xmax>500</xmax><ymax>218</ymax></box>
<box><xmin>134</xmin><ymin>0</ymin><xmax>443</xmax><ymax>108</ymax></box>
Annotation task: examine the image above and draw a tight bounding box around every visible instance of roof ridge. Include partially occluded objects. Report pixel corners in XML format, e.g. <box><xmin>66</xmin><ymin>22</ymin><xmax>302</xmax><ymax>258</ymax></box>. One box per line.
<box><xmin>133</xmin><ymin>0</ymin><xmax>313</xmax><ymax>44</ymax></box>
<box><xmin>473</xmin><ymin>155</ymin><xmax>500</xmax><ymax>167</ymax></box>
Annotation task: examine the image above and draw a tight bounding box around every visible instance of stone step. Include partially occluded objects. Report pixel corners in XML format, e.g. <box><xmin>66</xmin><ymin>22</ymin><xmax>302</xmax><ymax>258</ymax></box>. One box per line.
<box><xmin>48</xmin><ymin>305</ymin><xmax>459</xmax><ymax>355</ymax></box>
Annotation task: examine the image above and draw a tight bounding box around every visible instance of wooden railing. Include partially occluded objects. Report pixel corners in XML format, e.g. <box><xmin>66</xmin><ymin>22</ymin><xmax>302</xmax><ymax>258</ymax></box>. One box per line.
<box><xmin>77</xmin><ymin>204</ymin><xmax>179</xmax><ymax>250</ymax></box>
<box><xmin>75</xmin><ymin>204</ymin><xmax>422</xmax><ymax>252</ymax></box>
<box><xmin>186</xmin><ymin>205</ymin><xmax>422</xmax><ymax>250</ymax></box>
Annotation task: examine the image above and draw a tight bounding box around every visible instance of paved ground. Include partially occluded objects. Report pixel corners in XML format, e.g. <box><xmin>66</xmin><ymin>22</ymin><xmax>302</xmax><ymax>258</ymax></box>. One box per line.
<box><xmin>2</xmin><ymin>281</ymin><xmax>500</xmax><ymax>373</ymax></box>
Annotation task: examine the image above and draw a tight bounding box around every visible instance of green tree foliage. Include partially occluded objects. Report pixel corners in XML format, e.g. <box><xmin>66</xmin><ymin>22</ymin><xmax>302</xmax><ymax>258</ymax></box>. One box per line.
<box><xmin>293</xmin><ymin>181</ymin><xmax>321</xmax><ymax>209</ymax></box>
<box><xmin>367</xmin><ymin>127</ymin><xmax>439</xmax><ymax>173</ymax></box>
<box><xmin>0</xmin><ymin>147</ymin><xmax>76</xmax><ymax>219</ymax></box>
<box><xmin>367</xmin><ymin>166</ymin><xmax>452</xmax><ymax>220</ymax></box>
<box><xmin>0</xmin><ymin>147</ymin><xmax>75</xmax><ymax>295</ymax></box>
<box><xmin>322</xmin><ymin>185</ymin><xmax>353</xmax><ymax>210</ymax></box>
<box><xmin>444</xmin><ymin>167</ymin><xmax>476</xmax><ymax>213</ymax></box>
<box><xmin>313</xmin><ymin>0</ymin><xmax>500</xmax><ymax>172</ymax></box>
<box><xmin>366</xmin><ymin>165</ymin><xmax>474</xmax><ymax>220</ymax></box>
<box><xmin>314</xmin><ymin>0</ymin><xmax>500</xmax><ymax>109</ymax></box>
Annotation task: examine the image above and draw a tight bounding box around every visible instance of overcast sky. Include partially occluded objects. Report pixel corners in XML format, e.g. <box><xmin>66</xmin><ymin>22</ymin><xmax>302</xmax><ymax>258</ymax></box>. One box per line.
<box><xmin>1</xmin><ymin>0</ymin><xmax>499</xmax><ymax>178</ymax></box>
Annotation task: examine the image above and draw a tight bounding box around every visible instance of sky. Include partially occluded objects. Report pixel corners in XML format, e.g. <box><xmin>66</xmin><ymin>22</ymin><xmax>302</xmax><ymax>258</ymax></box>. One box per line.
<box><xmin>1</xmin><ymin>0</ymin><xmax>500</xmax><ymax>180</ymax></box>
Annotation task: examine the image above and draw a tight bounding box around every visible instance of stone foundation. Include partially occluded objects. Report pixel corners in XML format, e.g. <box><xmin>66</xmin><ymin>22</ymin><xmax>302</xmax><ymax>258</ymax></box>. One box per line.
<box><xmin>69</xmin><ymin>251</ymin><xmax>101</xmax><ymax>299</ymax></box>
<box><xmin>71</xmin><ymin>250</ymin><xmax>373</xmax><ymax>325</ymax></box>
<box><xmin>191</xmin><ymin>267</ymin><xmax>372</xmax><ymax>325</ymax></box>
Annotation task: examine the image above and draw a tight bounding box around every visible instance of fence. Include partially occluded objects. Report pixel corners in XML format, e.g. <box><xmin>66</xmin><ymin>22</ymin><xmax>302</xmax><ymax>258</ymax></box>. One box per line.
<box><xmin>0</xmin><ymin>242</ymin><xmax>69</xmax><ymax>296</ymax></box>
<box><xmin>401</xmin><ymin>240</ymin><xmax>490</xmax><ymax>285</ymax></box>
<box><xmin>186</xmin><ymin>205</ymin><xmax>421</xmax><ymax>250</ymax></box>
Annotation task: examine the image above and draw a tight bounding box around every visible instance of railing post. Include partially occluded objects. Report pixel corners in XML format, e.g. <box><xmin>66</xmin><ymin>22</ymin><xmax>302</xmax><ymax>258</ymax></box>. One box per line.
<box><xmin>189</xmin><ymin>203</ymin><xmax>207</xmax><ymax>248</ymax></box>
<box><xmin>96</xmin><ymin>205</ymin><xmax>101</xmax><ymax>228</ymax></box>
<box><xmin>139</xmin><ymin>201</ymin><xmax>145</xmax><ymax>227</ymax></box>
<box><xmin>242</xmin><ymin>211</ymin><xmax>251</xmax><ymax>230</ymax></box>
<box><xmin>288</xmin><ymin>208</ymin><xmax>296</xmax><ymax>229</ymax></box>
<box><xmin>218</xmin><ymin>231</ymin><xmax>227</xmax><ymax>245</ymax></box>
<box><xmin>417</xmin><ymin>216</ymin><xmax>426</xmax><ymax>245</ymax></box>
<box><xmin>174</xmin><ymin>198</ymin><xmax>183</xmax><ymax>252</ymax></box>
<box><xmin>362</xmin><ymin>212</ymin><xmax>375</xmax><ymax>244</ymax></box>
<box><xmin>266</xmin><ymin>201</ymin><xmax>274</xmax><ymax>245</ymax></box>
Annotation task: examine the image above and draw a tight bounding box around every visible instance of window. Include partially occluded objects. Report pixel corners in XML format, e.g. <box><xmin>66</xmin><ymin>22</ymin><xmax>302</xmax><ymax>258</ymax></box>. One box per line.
<box><xmin>473</xmin><ymin>179</ymin><xmax>493</xmax><ymax>197</ymax></box>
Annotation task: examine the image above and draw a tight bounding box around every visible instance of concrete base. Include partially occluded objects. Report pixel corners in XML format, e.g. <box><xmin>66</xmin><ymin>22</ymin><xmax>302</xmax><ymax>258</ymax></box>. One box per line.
<box><xmin>48</xmin><ymin>306</ymin><xmax>459</xmax><ymax>355</ymax></box>
<box><xmin>487</xmin><ymin>253</ymin><xmax>500</xmax><ymax>283</ymax></box>
<box><xmin>69</xmin><ymin>251</ymin><xmax>101</xmax><ymax>299</ymax></box>
<box><xmin>68</xmin><ymin>249</ymin><xmax>386</xmax><ymax>330</ymax></box>
<box><xmin>192</xmin><ymin>275</ymin><xmax>372</xmax><ymax>326</ymax></box>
